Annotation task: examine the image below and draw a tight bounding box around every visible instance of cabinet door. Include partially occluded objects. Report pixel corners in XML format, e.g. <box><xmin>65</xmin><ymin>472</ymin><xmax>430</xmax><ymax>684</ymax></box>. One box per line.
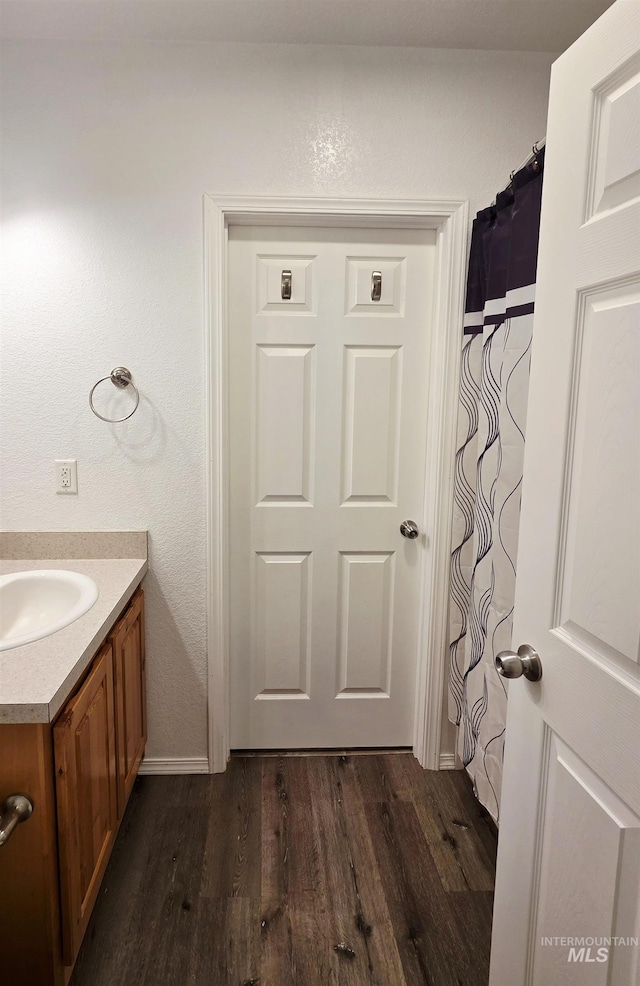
<box><xmin>111</xmin><ymin>587</ymin><xmax>146</xmax><ymax>817</ymax></box>
<box><xmin>53</xmin><ymin>642</ymin><xmax>118</xmax><ymax>966</ymax></box>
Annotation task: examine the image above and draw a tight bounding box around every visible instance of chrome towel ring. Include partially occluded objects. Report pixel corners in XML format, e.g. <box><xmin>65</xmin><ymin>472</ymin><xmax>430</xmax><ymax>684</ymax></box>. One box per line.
<box><xmin>89</xmin><ymin>367</ymin><xmax>140</xmax><ymax>422</ymax></box>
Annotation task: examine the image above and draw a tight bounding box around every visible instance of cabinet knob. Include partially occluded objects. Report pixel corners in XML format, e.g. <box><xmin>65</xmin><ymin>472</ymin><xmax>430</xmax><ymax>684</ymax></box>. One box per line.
<box><xmin>0</xmin><ymin>794</ymin><xmax>33</xmax><ymax>847</ymax></box>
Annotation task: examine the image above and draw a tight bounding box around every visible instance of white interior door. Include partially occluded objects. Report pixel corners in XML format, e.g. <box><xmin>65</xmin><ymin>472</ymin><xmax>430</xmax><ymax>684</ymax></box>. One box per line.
<box><xmin>490</xmin><ymin>2</ymin><xmax>640</xmax><ymax>984</ymax></box>
<box><xmin>228</xmin><ymin>225</ymin><xmax>436</xmax><ymax>749</ymax></box>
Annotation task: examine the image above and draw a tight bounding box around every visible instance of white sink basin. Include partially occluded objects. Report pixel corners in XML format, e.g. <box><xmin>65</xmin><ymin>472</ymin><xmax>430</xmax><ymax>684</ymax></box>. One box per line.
<box><xmin>0</xmin><ymin>570</ymin><xmax>99</xmax><ymax>652</ymax></box>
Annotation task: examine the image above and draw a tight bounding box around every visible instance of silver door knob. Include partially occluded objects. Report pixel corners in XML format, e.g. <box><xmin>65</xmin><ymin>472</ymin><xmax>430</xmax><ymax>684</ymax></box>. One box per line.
<box><xmin>400</xmin><ymin>520</ymin><xmax>419</xmax><ymax>540</ymax></box>
<box><xmin>495</xmin><ymin>644</ymin><xmax>542</xmax><ymax>682</ymax></box>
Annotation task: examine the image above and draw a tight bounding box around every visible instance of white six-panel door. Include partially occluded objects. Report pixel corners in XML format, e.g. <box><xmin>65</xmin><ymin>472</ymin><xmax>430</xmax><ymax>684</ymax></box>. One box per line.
<box><xmin>490</xmin><ymin>2</ymin><xmax>640</xmax><ymax>984</ymax></box>
<box><xmin>228</xmin><ymin>226</ymin><xmax>435</xmax><ymax>748</ymax></box>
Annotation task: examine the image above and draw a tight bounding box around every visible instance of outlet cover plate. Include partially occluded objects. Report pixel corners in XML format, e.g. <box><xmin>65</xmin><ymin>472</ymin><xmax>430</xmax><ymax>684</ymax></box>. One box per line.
<box><xmin>55</xmin><ymin>459</ymin><xmax>78</xmax><ymax>494</ymax></box>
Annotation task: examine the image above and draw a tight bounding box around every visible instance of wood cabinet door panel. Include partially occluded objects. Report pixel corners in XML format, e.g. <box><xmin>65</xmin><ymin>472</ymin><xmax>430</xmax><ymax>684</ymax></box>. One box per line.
<box><xmin>111</xmin><ymin>587</ymin><xmax>146</xmax><ymax>817</ymax></box>
<box><xmin>0</xmin><ymin>724</ymin><xmax>63</xmax><ymax>986</ymax></box>
<box><xmin>53</xmin><ymin>642</ymin><xmax>117</xmax><ymax>966</ymax></box>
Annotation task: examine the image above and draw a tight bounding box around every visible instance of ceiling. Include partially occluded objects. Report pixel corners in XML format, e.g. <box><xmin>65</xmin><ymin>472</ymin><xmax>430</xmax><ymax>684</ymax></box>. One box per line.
<box><xmin>0</xmin><ymin>0</ymin><xmax>614</xmax><ymax>52</ymax></box>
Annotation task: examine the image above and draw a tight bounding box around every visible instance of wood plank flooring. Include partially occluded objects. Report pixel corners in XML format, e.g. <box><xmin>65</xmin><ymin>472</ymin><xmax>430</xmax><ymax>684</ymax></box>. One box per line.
<box><xmin>70</xmin><ymin>754</ymin><xmax>497</xmax><ymax>986</ymax></box>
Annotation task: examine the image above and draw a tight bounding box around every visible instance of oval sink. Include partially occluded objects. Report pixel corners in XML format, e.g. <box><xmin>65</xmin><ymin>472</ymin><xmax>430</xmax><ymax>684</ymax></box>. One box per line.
<box><xmin>0</xmin><ymin>570</ymin><xmax>99</xmax><ymax>652</ymax></box>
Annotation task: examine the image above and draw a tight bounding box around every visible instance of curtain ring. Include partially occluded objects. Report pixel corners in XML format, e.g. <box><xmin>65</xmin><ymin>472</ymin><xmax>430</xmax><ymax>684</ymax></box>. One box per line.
<box><xmin>532</xmin><ymin>143</ymin><xmax>540</xmax><ymax>172</ymax></box>
<box><xmin>89</xmin><ymin>367</ymin><xmax>140</xmax><ymax>423</ymax></box>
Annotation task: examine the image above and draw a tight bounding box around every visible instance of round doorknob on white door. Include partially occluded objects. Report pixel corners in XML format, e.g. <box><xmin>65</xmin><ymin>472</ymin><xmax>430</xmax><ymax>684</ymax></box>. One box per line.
<box><xmin>495</xmin><ymin>644</ymin><xmax>542</xmax><ymax>682</ymax></box>
<box><xmin>400</xmin><ymin>520</ymin><xmax>419</xmax><ymax>539</ymax></box>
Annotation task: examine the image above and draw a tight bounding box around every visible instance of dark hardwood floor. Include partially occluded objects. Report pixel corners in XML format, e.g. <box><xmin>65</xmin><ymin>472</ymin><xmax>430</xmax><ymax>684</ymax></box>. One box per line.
<box><xmin>70</xmin><ymin>754</ymin><xmax>497</xmax><ymax>986</ymax></box>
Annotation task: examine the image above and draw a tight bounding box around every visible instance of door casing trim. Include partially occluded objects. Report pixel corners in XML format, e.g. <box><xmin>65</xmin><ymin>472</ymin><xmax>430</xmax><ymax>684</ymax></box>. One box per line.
<box><xmin>204</xmin><ymin>194</ymin><xmax>468</xmax><ymax>773</ymax></box>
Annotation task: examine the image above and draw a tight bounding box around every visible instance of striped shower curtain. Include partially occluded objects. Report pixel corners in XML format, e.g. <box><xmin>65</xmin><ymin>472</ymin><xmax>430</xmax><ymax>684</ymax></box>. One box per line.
<box><xmin>448</xmin><ymin>149</ymin><xmax>545</xmax><ymax>823</ymax></box>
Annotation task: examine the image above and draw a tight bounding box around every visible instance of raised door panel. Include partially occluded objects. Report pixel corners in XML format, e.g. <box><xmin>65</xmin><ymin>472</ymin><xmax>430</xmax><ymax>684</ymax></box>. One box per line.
<box><xmin>53</xmin><ymin>642</ymin><xmax>117</xmax><ymax>966</ymax></box>
<box><xmin>345</xmin><ymin>256</ymin><xmax>406</xmax><ymax>314</ymax></box>
<box><xmin>532</xmin><ymin>734</ymin><xmax>640</xmax><ymax>984</ymax></box>
<box><xmin>586</xmin><ymin>54</ymin><xmax>640</xmax><ymax>219</ymax></box>
<box><xmin>337</xmin><ymin>551</ymin><xmax>395</xmax><ymax>696</ymax></box>
<box><xmin>111</xmin><ymin>588</ymin><xmax>146</xmax><ymax>816</ymax></box>
<box><xmin>341</xmin><ymin>346</ymin><xmax>402</xmax><ymax>504</ymax></box>
<box><xmin>559</xmin><ymin>285</ymin><xmax>640</xmax><ymax>670</ymax></box>
<box><xmin>255</xmin><ymin>344</ymin><xmax>316</xmax><ymax>505</ymax></box>
<box><xmin>256</xmin><ymin>253</ymin><xmax>316</xmax><ymax>313</ymax></box>
<box><xmin>253</xmin><ymin>552</ymin><xmax>311</xmax><ymax>699</ymax></box>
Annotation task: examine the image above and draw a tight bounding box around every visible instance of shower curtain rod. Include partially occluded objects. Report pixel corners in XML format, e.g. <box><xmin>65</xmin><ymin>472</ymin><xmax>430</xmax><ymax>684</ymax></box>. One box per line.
<box><xmin>491</xmin><ymin>137</ymin><xmax>546</xmax><ymax>206</ymax></box>
<box><xmin>511</xmin><ymin>137</ymin><xmax>546</xmax><ymax>178</ymax></box>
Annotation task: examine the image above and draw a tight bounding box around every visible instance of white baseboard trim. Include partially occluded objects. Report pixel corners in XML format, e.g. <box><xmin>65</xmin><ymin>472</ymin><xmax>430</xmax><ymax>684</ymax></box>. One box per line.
<box><xmin>139</xmin><ymin>754</ymin><xmax>455</xmax><ymax>774</ymax></box>
<box><xmin>138</xmin><ymin>757</ymin><xmax>210</xmax><ymax>775</ymax></box>
<box><xmin>439</xmin><ymin>753</ymin><xmax>458</xmax><ymax>770</ymax></box>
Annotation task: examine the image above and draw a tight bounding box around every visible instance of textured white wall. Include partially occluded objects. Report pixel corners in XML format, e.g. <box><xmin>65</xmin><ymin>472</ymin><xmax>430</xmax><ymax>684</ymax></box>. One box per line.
<box><xmin>0</xmin><ymin>40</ymin><xmax>554</xmax><ymax>762</ymax></box>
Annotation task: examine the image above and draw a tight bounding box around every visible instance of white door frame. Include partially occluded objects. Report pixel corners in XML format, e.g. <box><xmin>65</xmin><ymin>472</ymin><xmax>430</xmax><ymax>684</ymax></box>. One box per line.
<box><xmin>204</xmin><ymin>194</ymin><xmax>468</xmax><ymax>773</ymax></box>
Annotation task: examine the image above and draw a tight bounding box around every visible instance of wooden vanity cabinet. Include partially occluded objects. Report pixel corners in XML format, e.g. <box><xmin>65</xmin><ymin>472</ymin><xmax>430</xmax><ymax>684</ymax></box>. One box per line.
<box><xmin>52</xmin><ymin>586</ymin><xmax>146</xmax><ymax>972</ymax></box>
<box><xmin>0</xmin><ymin>585</ymin><xmax>146</xmax><ymax>986</ymax></box>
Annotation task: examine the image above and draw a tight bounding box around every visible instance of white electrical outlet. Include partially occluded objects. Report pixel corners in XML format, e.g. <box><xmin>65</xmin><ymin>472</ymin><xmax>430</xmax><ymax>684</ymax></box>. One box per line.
<box><xmin>55</xmin><ymin>459</ymin><xmax>78</xmax><ymax>494</ymax></box>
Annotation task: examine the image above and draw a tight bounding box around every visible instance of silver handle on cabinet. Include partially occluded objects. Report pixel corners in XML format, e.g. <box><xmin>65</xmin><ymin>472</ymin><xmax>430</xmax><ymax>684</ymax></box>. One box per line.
<box><xmin>0</xmin><ymin>794</ymin><xmax>33</xmax><ymax>847</ymax></box>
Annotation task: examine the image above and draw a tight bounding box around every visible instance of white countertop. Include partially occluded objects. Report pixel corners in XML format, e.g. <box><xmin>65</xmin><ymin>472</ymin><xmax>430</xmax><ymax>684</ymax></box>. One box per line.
<box><xmin>0</xmin><ymin>558</ymin><xmax>147</xmax><ymax>724</ymax></box>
